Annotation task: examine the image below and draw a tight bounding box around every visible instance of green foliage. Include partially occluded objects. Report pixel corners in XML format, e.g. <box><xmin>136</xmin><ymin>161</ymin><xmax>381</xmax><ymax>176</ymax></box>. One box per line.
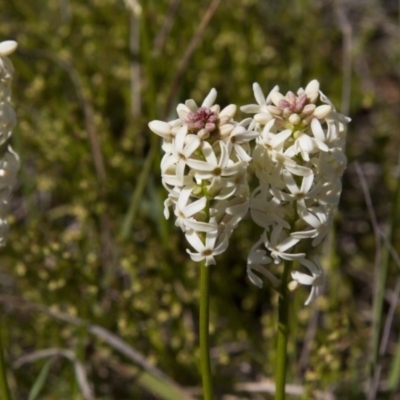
<box><xmin>0</xmin><ymin>0</ymin><xmax>399</xmax><ymax>398</ymax></box>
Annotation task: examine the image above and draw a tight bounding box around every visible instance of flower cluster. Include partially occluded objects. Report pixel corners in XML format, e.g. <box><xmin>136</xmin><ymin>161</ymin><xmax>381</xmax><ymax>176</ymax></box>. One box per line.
<box><xmin>0</xmin><ymin>40</ymin><xmax>19</xmax><ymax>246</ymax></box>
<box><xmin>149</xmin><ymin>80</ymin><xmax>349</xmax><ymax>304</ymax></box>
<box><xmin>242</xmin><ymin>80</ymin><xmax>350</xmax><ymax>304</ymax></box>
<box><xmin>149</xmin><ymin>89</ymin><xmax>257</xmax><ymax>266</ymax></box>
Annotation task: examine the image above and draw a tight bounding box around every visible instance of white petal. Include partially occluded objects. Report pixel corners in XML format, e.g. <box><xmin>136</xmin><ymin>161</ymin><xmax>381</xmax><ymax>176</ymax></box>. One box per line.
<box><xmin>270</xmin><ymin>92</ymin><xmax>284</xmax><ymax>107</ymax></box>
<box><xmin>314</xmin><ymin>105</ymin><xmax>332</xmax><ymax>119</ymax></box>
<box><xmin>266</xmin><ymin>85</ymin><xmax>280</xmax><ymax>104</ymax></box>
<box><xmin>176</xmin><ymin>186</ymin><xmax>192</xmax><ymax>209</ymax></box>
<box><xmin>291</xmin><ymin>271</ymin><xmax>314</xmax><ymax>285</ymax></box>
<box><xmin>184</xmin><ymin>219</ymin><xmax>217</xmax><ymax>232</ymax></box>
<box><xmin>201</xmin><ymin>141</ymin><xmax>218</xmax><ymax>165</ymax></box>
<box><xmin>149</xmin><ymin>120</ymin><xmax>171</xmax><ymax>137</ymax></box>
<box><xmin>299</xmin><ymin>257</ymin><xmax>323</xmax><ymax>275</ymax></box>
<box><xmin>248</xmin><ymin>249</ymin><xmax>270</xmax><ymax>265</ymax></box>
<box><xmin>299</xmin><ymin>209</ymin><xmax>320</xmax><ymax>227</ymax></box>
<box><xmin>212</xmin><ymin>234</ymin><xmax>229</xmax><ymax>255</ymax></box>
<box><xmin>174</xmin><ymin>125</ymin><xmax>188</xmax><ymax>151</ymax></box>
<box><xmin>233</xmin><ymin>144</ymin><xmax>252</xmax><ymax>162</ymax></box>
<box><xmin>278</xmin><ymin>236</ymin><xmax>300</xmax><ymax>252</ymax></box>
<box><xmin>305</xmin><ymin>80</ymin><xmax>319</xmax><ymax>94</ymax></box>
<box><xmin>247</xmin><ymin>267</ymin><xmax>264</xmax><ymax>288</ymax></box>
<box><xmin>160</xmin><ymin>153</ymin><xmax>176</xmax><ymax>173</ymax></box>
<box><xmin>290</xmin><ymin>229</ymin><xmax>317</xmax><ymax>239</ymax></box>
<box><xmin>186</xmin><ymin>158</ymin><xmax>214</xmax><ymax>172</ymax></box>
<box><xmin>253</xmin><ymin>82</ymin><xmax>265</xmax><ymax>106</ymax></box>
<box><xmin>249</xmin><ymin>264</ymin><xmax>280</xmax><ymax>287</ymax></box>
<box><xmin>205</xmin><ymin>229</ymin><xmax>218</xmax><ymax>250</ymax></box>
<box><xmin>0</xmin><ymin>41</ymin><xmax>18</xmax><ymax>56</ymax></box>
<box><xmin>184</xmin><ymin>196</ymin><xmax>207</xmax><ymax>217</ymax></box>
<box><xmin>300</xmin><ymin>173</ymin><xmax>314</xmax><ymax>194</ymax></box>
<box><xmin>205</xmin><ymin>255</ymin><xmax>216</xmax><ymax>266</ymax></box>
<box><xmin>311</xmin><ymin>118</ymin><xmax>326</xmax><ymax>141</ymax></box>
<box><xmin>254</xmin><ymin>113</ymin><xmax>273</xmax><ymax>124</ymax></box>
<box><xmin>222</xmin><ymin>161</ymin><xmax>246</xmax><ymax>176</ymax></box>
<box><xmin>186</xmin><ymin>251</ymin><xmax>205</xmax><ymax>262</ymax></box>
<box><xmin>282</xmin><ymin>170</ymin><xmax>299</xmax><ymax>194</ymax></box>
<box><xmin>304</xmin><ymin>287</ymin><xmax>318</xmax><ymax>305</ymax></box>
<box><xmin>202</xmin><ymin>88</ymin><xmax>217</xmax><ymax>108</ymax></box>
<box><xmin>217</xmin><ymin>141</ymin><xmax>229</xmax><ymax>168</ymax></box>
<box><xmin>185</xmin><ymin>99</ymin><xmax>198</xmax><ymax>111</ymax></box>
<box><xmin>175</xmin><ymin>160</ymin><xmax>186</xmax><ymax>184</ymax></box>
<box><xmin>182</xmin><ymin>135</ymin><xmax>200</xmax><ymax>157</ymax></box>
<box><xmin>269</xmin><ymin>129</ymin><xmax>292</xmax><ymax>148</ymax></box>
<box><xmin>285</xmin><ymin>164</ymin><xmax>313</xmax><ymax>177</ymax></box>
<box><xmin>240</xmin><ymin>104</ymin><xmax>261</xmax><ymax>114</ymax></box>
<box><xmin>219</xmin><ymin>104</ymin><xmax>237</xmax><ymax>118</ymax></box>
<box><xmin>185</xmin><ymin>231</ymin><xmax>205</xmax><ymax>252</ymax></box>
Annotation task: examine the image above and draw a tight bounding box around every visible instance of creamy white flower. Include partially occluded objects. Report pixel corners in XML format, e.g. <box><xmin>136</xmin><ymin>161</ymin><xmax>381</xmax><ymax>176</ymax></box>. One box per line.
<box><xmin>246</xmin><ymin>238</ymin><xmax>279</xmax><ymax>288</ymax></box>
<box><xmin>150</xmin><ymin>88</ymin><xmax>252</xmax><ymax>268</ymax></box>
<box><xmin>0</xmin><ymin>41</ymin><xmax>17</xmax><ymax>57</ymax></box>
<box><xmin>163</xmin><ymin>188</ymin><xmax>180</xmax><ymax>219</ymax></box>
<box><xmin>187</xmin><ymin>141</ymin><xmax>246</xmax><ymax>188</ymax></box>
<box><xmin>162</xmin><ymin>126</ymin><xmax>201</xmax><ymax>184</ymax></box>
<box><xmin>222</xmin><ymin>122</ymin><xmax>258</xmax><ymax>162</ymax></box>
<box><xmin>0</xmin><ymin>147</ymin><xmax>19</xmax><ymax>190</ymax></box>
<box><xmin>246</xmin><ymin>80</ymin><xmax>349</xmax><ymax>303</ymax></box>
<box><xmin>185</xmin><ymin>228</ymin><xmax>229</xmax><ymax>266</ymax></box>
<box><xmin>183</xmin><ymin>88</ymin><xmax>218</xmax><ymax>113</ymax></box>
<box><xmin>262</xmin><ymin>225</ymin><xmax>305</xmax><ymax>264</ymax></box>
<box><xmin>297</xmin><ymin>79</ymin><xmax>320</xmax><ymax>103</ymax></box>
<box><xmin>212</xmin><ymin>195</ymin><xmax>249</xmax><ymax>234</ymax></box>
<box><xmin>0</xmin><ymin>102</ymin><xmax>16</xmax><ymax>145</ymax></box>
<box><xmin>0</xmin><ymin>41</ymin><xmax>18</xmax><ymax>247</ymax></box>
<box><xmin>315</xmin><ymin>148</ymin><xmax>347</xmax><ymax>181</ymax></box>
<box><xmin>292</xmin><ymin>205</ymin><xmax>331</xmax><ymax>246</ymax></box>
<box><xmin>291</xmin><ymin>258</ymin><xmax>324</xmax><ymax>305</ymax></box>
<box><xmin>285</xmin><ymin>129</ymin><xmax>329</xmax><ymax>162</ymax></box>
<box><xmin>240</xmin><ymin>83</ymin><xmax>279</xmax><ymax>125</ymax></box>
<box><xmin>270</xmin><ymin>170</ymin><xmax>314</xmax><ymax>203</ymax></box>
<box><xmin>174</xmin><ymin>186</ymin><xmax>216</xmax><ymax>233</ymax></box>
<box><xmin>250</xmin><ymin>186</ymin><xmax>289</xmax><ymax>229</ymax></box>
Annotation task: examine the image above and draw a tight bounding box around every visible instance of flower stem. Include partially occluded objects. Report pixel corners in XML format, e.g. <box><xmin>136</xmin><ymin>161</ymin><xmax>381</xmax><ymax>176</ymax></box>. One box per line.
<box><xmin>199</xmin><ymin>259</ymin><xmax>214</xmax><ymax>400</ymax></box>
<box><xmin>0</xmin><ymin>319</ymin><xmax>11</xmax><ymax>400</ymax></box>
<box><xmin>275</xmin><ymin>259</ymin><xmax>292</xmax><ymax>400</ymax></box>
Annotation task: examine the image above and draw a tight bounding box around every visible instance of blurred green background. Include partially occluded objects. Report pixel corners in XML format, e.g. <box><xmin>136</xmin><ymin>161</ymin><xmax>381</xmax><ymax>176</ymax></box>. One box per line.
<box><xmin>1</xmin><ymin>0</ymin><xmax>400</xmax><ymax>399</ymax></box>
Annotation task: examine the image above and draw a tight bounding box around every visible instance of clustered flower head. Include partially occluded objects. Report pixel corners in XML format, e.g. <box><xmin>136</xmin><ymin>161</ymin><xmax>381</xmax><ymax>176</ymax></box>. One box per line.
<box><xmin>0</xmin><ymin>40</ymin><xmax>19</xmax><ymax>246</ymax></box>
<box><xmin>242</xmin><ymin>80</ymin><xmax>350</xmax><ymax>304</ymax></box>
<box><xmin>149</xmin><ymin>89</ymin><xmax>257</xmax><ymax>266</ymax></box>
<box><xmin>149</xmin><ymin>80</ymin><xmax>349</xmax><ymax>304</ymax></box>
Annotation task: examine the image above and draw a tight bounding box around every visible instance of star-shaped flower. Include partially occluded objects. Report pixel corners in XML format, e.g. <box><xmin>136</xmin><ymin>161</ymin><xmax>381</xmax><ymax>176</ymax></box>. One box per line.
<box><xmin>185</xmin><ymin>228</ymin><xmax>229</xmax><ymax>266</ymax></box>
<box><xmin>291</xmin><ymin>257</ymin><xmax>324</xmax><ymax>305</ymax></box>
<box><xmin>240</xmin><ymin>83</ymin><xmax>280</xmax><ymax>125</ymax></box>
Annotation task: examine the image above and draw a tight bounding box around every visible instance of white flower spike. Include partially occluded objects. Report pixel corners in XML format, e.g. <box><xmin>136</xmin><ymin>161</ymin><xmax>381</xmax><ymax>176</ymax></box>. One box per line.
<box><xmin>149</xmin><ymin>89</ymin><xmax>252</xmax><ymax>267</ymax></box>
<box><xmin>0</xmin><ymin>40</ymin><xmax>19</xmax><ymax>247</ymax></box>
<box><xmin>244</xmin><ymin>79</ymin><xmax>349</xmax><ymax>304</ymax></box>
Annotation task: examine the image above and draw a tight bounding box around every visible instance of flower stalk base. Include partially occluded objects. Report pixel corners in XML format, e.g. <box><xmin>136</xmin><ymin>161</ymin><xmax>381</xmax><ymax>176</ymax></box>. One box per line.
<box><xmin>275</xmin><ymin>260</ymin><xmax>292</xmax><ymax>400</ymax></box>
<box><xmin>200</xmin><ymin>259</ymin><xmax>214</xmax><ymax>400</ymax></box>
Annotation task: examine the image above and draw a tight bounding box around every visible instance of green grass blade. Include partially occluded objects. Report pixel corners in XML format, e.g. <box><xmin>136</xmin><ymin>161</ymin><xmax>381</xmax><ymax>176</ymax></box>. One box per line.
<box><xmin>136</xmin><ymin>371</ymin><xmax>193</xmax><ymax>400</ymax></box>
<box><xmin>27</xmin><ymin>358</ymin><xmax>55</xmax><ymax>400</ymax></box>
<box><xmin>0</xmin><ymin>319</ymin><xmax>11</xmax><ymax>400</ymax></box>
<box><xmin>386</xmin><ymin>155</ymin><xmax>400</xmax><ymax>391</ymax></box>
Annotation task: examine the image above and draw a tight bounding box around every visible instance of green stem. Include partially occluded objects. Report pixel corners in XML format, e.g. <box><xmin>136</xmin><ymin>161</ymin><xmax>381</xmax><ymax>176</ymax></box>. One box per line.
<box><xmin>0</xmin><ymin>320</ymin><xmax>11</xmax><ymax>400</ymax></box>
<box><xmin>199</xmin><ymin>259</ymin><xmax>213</xmax><ymax>400</ymax></box>
<box><xmin>275</xmin><ymin>259</ymin><xmax>292</xmax><ymax>400</ymax></box>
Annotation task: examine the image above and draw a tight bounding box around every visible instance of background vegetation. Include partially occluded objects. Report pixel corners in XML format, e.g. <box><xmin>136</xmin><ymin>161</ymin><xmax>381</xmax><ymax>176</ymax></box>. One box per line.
<box><xmin>1</xmin><ymin>0</ymin><xmax>400</xmax><ymax>398</ymax></box>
